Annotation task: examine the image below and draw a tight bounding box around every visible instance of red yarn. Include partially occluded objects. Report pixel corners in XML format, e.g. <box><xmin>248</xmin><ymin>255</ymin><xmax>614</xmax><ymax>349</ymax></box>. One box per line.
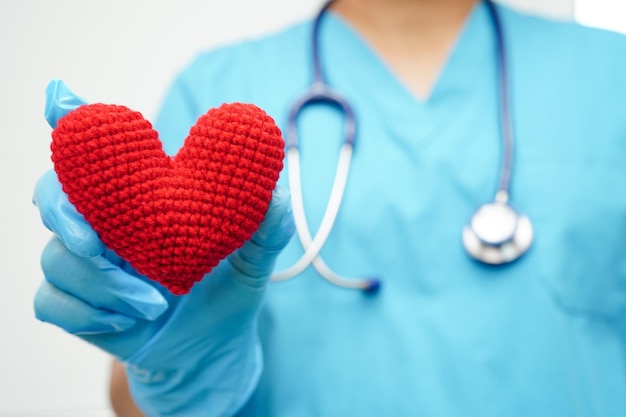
<box><xmin>51</xmin><ymin>103</ymin><xmax>284</xmax><ymax>295</ymax></box>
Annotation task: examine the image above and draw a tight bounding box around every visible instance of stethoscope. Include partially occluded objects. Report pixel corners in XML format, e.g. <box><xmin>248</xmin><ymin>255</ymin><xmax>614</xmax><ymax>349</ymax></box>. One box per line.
<box><xmin>271</xmin><ymin>0</ymin><xmax>533</xmax><ymax>292</ymax></box>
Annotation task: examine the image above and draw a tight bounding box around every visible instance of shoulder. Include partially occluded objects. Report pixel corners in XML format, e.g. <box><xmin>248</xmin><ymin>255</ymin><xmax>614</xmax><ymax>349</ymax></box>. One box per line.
<box><xmin>500</xmin><ymin>4</ymin><xmax>626</xmax><ymax>73</ymax></box>
<box><xmin>496</xmin><ymin>5</ymin><xmax>626</xmax><ymax>162</ymax></box>
<box><xmin>154</xmin><ymin>18</ymin><xmax>316</xmax><ymax>154</ymax></box>
<box><xmin>169</xmin><ymin>20</ymin><xmax>312</xmax><ymax>116</ymax></box>
<box><xmin>497</xmin><ymin>3</ymin><xmax>626</xmax><ymax>116</ymax></box>
<box><xmin>189</xmin><ymin>21</ymin><xmax>309</xmax><ymax>77</ymax></box>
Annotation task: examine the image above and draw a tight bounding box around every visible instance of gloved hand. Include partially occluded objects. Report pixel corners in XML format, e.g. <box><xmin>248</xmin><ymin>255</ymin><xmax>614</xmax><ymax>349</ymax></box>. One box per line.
<box><xmin>33</xmin><ymin>80</ymin><xmax>294</xmax><ymax>417</ymax></box>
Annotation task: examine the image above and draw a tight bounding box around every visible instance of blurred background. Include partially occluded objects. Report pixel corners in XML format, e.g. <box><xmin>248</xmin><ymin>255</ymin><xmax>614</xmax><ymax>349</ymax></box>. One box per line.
<box><xmin>0</xmin><ymin>0</ymin><xmax>624</xmax><ymax>416</ymax></box>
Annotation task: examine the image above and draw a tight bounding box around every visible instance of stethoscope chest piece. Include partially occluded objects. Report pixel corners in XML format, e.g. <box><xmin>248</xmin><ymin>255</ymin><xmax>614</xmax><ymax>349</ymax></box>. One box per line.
<box><xmin>463</xmin><ymin>201</ymin><xmax>533</xmax><ymax>265</ymax></box>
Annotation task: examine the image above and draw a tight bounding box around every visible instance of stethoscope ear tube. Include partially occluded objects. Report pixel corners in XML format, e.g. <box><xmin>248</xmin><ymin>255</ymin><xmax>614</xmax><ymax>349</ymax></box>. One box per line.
<box><xmin>271</xmin><ymin>134</ymin><xmax>380</xmax><ymax>293</ymax></box>
<box><xmin>271</xmin><ymin>0</ymin><xmax>380</xmax><ymax>292</ymax></box>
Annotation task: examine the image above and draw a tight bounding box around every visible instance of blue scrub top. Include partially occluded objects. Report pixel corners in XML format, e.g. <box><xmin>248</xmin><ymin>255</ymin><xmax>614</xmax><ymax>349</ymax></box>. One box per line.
<box><xmin>155</xmin><ymin>2</ymin><xmax>626</xmax><ymax>416</ymax></box>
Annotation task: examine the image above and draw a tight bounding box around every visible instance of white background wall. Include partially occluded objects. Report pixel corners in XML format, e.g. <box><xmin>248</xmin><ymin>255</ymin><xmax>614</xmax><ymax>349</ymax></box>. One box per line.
<box><xmin>0</xmin><ymin>0</ymin><xmax>600</xmax><ymax>415</ymax></box>
<box><xmin>576</xmin><ymin>0</ymin><xmax>626</xmax><ymax>34</ymax></box>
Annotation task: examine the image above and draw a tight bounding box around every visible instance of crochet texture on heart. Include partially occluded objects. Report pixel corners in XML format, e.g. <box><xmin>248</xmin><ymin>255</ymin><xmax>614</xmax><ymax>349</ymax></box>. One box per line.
<box><xmin>51</xmin><ymin>102</ymin><xmax>284</xmax><ymax>295</ymax></box>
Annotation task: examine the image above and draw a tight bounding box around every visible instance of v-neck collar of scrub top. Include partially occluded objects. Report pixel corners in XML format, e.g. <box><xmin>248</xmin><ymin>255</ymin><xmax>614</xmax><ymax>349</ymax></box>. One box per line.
<box><xmin>318</xmin><ymin>1</ymin><xmax>499</xmax><ymax>146</ymax></box>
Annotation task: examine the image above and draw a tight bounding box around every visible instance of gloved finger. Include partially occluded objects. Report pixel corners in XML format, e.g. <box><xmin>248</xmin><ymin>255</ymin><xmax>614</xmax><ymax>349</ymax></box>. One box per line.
<box><xmin>101</xmin><ymin>249</ymin><xmax>178</xmax><ymax>305</ymax></box>
<box><xmin>34</xmin><ymin>281</ymin><xmax>137</xmax><ymax>335</ymax></box>
<box><xmin>45</xmin><ymin>79</ymin><xmax>87</xmax><ymax>129</ymax></box>
<box><xmin>228</xmin><ymin>186</ymin><xmax>294</xmax><ymax>281</ymax></box>
<box><xmin>41</xmin><ymin>237</ymin><xmax>168</xmax><ymax>321</ymax></box>
<box><xmin>33</xmin><ymin>170</ymin><xmax>105</xmax><ymax>258</ymax></box>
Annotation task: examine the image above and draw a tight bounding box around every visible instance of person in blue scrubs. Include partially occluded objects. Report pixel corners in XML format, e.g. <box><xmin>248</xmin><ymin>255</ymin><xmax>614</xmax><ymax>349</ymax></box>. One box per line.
<box><xmin>33</xmin><ymin>0</ymin><xmax>626</xmax><ymax>416</ymax></box>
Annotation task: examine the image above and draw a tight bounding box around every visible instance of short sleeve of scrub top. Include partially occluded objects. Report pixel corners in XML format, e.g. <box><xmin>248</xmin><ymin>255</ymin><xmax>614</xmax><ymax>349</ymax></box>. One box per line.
<box><xmin>154</xmin><ymin>2</ymin><xmax>626</xmax><ymax>416</ymax></box>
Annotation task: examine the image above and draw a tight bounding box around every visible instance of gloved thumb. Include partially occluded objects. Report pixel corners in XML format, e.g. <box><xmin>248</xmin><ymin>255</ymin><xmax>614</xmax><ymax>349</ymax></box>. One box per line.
<box><xmin>34</xmin><ymin>81</ymin><xmax>105</xmax><ymax>257</ymax></box>
<box><xmin>227</xmin><ymin>186</ymin><xmax>294</xmax><ymax>281</ymax></box>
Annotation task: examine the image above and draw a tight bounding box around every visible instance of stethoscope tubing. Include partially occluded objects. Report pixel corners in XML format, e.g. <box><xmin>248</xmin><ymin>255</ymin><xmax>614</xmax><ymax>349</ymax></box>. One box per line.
<box><xmin>270</xmin><ymin>0</ymin><xmax>530</xmax><ymax>290</ymax></box>
<box><xmin>486</xmin><ymin>0</ymin><xmax>514</xmax><ymax>200</ymax></box>
<box><xmin>270</xmin><ymin>0</ymin><xmax>380</xmax><ymax>290</ymax></box>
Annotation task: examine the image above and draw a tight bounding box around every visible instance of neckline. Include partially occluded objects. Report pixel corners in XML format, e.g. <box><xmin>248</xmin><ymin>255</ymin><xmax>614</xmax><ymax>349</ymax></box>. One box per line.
<box><xmin>315</xmin><ymin>1</ymin><xmax>500</xmax><ymax>145</ymax></box>
<box><xmin>321</xmin><ymin>1</ymin><xmax>496</xmax><ymax>108</ymax></box>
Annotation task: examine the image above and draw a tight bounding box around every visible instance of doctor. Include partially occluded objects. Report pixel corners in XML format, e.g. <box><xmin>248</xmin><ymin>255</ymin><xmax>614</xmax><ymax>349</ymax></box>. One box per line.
<box><xmin>34</xmin><ymin>0</ymin><xmax>626</xmax><ymax>416</ymax></box>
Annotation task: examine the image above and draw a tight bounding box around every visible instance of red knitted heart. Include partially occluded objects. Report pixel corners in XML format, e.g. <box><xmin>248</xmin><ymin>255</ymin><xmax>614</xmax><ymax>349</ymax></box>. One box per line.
<box><xmin>51</xmin><ymin>102</ymin><xmax>284</xmax><ymax>295</ymax></box>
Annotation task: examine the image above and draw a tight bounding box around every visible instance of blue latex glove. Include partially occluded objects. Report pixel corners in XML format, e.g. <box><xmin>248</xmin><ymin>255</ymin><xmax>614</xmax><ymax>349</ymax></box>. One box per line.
<box><xmin>33</xmin><ymin>80</ymin><xmax>294</xmax><ymax>417</ymax></box>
